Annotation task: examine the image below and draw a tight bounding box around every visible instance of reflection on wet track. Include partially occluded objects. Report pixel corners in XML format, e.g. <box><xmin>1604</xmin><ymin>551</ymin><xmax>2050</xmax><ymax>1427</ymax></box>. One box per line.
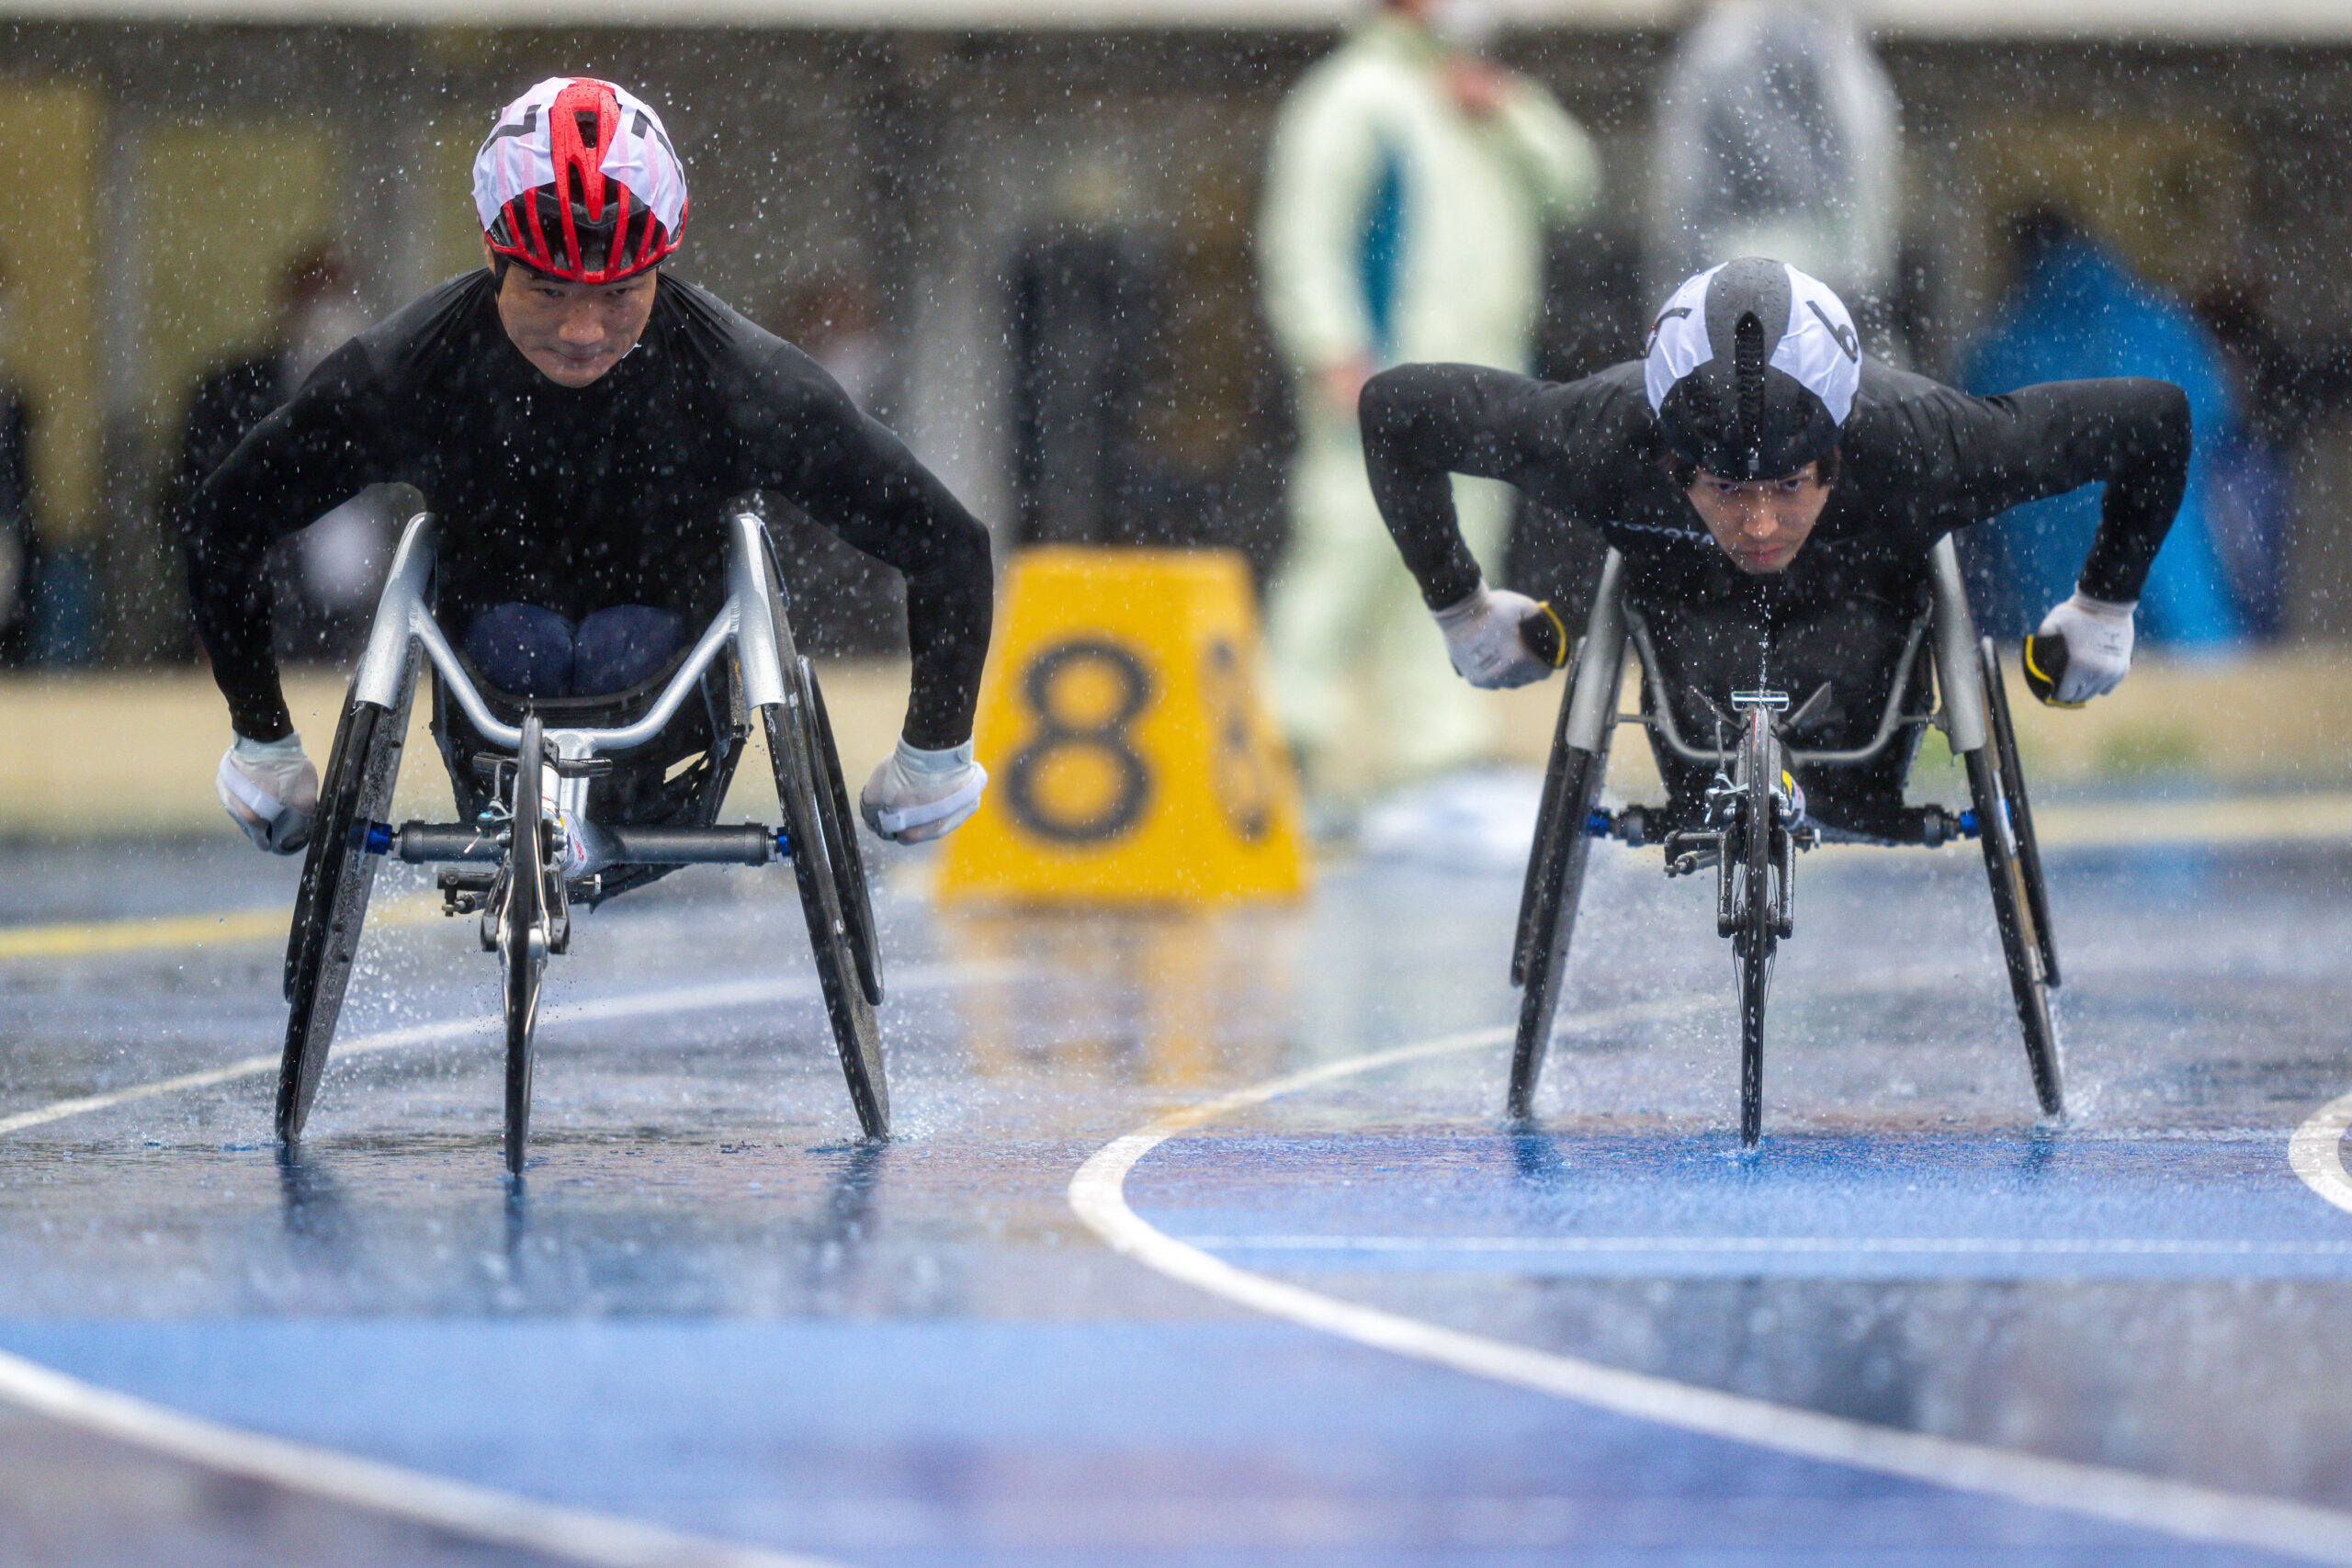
<box><xmin>2</xmin><ymin>829</ymin><xmax>2350</xmax><ymax>1564</ymax></box>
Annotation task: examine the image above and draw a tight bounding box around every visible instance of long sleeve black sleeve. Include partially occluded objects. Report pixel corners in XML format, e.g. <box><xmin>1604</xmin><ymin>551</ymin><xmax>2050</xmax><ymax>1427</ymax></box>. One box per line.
<box><xmin>1360</xmin><ymin>363</ymin><xmax>1557</xmax><ymax>611</ymax></box>
<box><xmin>1912</xmin><ymin>377</ymin><xmax>2190</xmax><ymax>604</ymax></box>
<box><xmin>181</xmin><ymin>346</ymin><xmax>383</xmax><ymax>739</ymax></box>
<box><xmin>744</xmin><ymin>355</ymin><xmax>994</xmax><ymax>750</ymax></box>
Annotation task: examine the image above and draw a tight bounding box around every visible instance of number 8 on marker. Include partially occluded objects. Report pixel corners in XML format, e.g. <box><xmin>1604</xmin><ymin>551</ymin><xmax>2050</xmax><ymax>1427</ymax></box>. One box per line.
<box><xmin>1003</xmin><ymin>639</ymin><xmax>1154</xmax><ymax>843</ymax></box>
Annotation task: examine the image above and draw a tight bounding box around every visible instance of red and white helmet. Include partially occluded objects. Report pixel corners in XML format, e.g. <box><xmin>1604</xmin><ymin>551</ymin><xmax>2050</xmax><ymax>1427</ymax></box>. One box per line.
<box><xmin>474</xmin><ymin>76</ymin><xmax>688</xmax><ymax>285</ymax></box>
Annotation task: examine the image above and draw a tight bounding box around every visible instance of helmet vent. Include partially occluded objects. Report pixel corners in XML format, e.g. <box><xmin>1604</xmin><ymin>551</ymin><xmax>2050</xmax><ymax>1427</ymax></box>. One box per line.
<box><xmin>1734</xmin><ymin>310</ymin><xmax>1767</xmax><ymax>474</ymax></box>
<box><xmin>476</xmin><ymin>76</ymin><xmax>687</xmax><ymax>285</ymax></box>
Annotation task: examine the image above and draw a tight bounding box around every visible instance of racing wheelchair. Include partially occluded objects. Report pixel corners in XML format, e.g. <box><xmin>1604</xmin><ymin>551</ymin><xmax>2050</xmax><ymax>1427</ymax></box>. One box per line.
<box><xmin>277</xmin><ymin>500</ymin><xmax>887</xmax><ymax>1173</ymax></box>
<box><xmin>1511</xmin><ymin>536</ymin><xmax>2060</xmax><ymax>1145</ymax></box>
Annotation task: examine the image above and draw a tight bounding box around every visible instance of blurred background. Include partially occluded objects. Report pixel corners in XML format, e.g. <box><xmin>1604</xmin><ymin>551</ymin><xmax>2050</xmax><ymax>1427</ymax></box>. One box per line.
<box><xmin>2</xmin><ymin>0</ymin><xmax>2349</xmax><ymax>824</ymax></box>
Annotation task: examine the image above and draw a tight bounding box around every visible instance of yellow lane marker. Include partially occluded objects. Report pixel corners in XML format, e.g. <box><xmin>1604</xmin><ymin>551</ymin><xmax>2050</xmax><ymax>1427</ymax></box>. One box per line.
<box><xmin>1072</xmin><ymin>1001</ymin><xmax>2352</xmax><ymax>1565</ymax></box>
<box><xmin>0</xmin><ymin>894</ymin><xmax>438</xmax><ymax>963</ymax></box>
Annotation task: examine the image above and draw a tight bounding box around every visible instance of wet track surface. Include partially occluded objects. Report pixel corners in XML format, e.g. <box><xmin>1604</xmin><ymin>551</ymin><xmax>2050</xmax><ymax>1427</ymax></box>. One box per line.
<box><xmin>4</xmin><ymin>813</ymin><xmax>2352</xmax><ymax>1565</ymax></box>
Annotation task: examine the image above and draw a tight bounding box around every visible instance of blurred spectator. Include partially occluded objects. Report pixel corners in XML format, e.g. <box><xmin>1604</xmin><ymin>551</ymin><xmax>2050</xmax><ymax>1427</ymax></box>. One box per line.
<box><xmin>0</xmin><ymin>260</ymin><xmax>30</xmax><ymax>667</ymax></box>
<box><xmin>1964</xmin><ymin>208</ymin><xmax>2243</xmax><ymax>649</ymax></box>
<box><xmin>1007</xmin><ymin>226</ymin><xmax>1165</xmax><ymax>547</ymax></box>
<box><xmin>1648</xmin><ymin>0</ymin><xmax>1905</xmax><ymax>355</ymax></box>
<box><xmin>169</xmin><ymin>240</ymin><xmax>387</xmax><ymax>664</ymax></box>
<box><xmin>2191</xmin><ymin>279</ymin><xmax>2352</xmax><ymax>640</ymax></box>
<box><xmin>1258</xmin><ymin>0</ymin><xmax>1601</xmax><ymax>796</ymax></box>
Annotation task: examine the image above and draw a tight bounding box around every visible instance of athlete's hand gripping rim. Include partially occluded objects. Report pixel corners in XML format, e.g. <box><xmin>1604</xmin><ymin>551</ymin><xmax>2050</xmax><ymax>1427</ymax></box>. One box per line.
<box><xmin>217</xmin><ymin>732</ymin><xmax>319</xmax><ymax>854</ymax></box>
<box><xmin>861</xmin><ymin>738</ymin><xmax>988</xmax><ymax>844</ymax></box>
<box><xmin>1430</xmin><ymin>581</ymin><xmax>1565</xmax><ymax>690</ymax></box>
<box><xmin>2025</xmin><ymin>592</ymin><xmax>2135</xmax><ymax>707</ymax></box>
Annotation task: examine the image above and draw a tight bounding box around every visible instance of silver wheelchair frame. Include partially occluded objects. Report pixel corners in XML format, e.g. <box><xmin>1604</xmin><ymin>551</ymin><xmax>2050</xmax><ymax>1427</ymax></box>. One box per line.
<box><xmin>1510</xmin><ymin>536</ymin><xmax>2061</xmax><ymax>1140</ymax></box>
<box><xmin>278</xmin><ymin>502</ymin><xmax>888</xmax><ymax>1174</ymax></box>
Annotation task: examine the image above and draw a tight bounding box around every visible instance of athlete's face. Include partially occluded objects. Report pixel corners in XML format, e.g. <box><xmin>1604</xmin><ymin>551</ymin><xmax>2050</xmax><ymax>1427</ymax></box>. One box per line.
<box><xmin>487</xmin><ymin>243</ymin><xmax>661</xmax><ymax>388</ymax></box>
<box><xmin>1686</xmin><ymin>463</ymin><xmax>1834</xmax><ymax>574</ymax></box>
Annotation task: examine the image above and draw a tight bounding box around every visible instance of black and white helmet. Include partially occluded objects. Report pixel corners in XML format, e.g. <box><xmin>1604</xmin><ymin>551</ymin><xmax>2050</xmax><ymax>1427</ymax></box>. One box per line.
<box><xmin>1644</xmin><ymin>257</ymin><xmax>1860</xmax><ymax>479</ymax></box>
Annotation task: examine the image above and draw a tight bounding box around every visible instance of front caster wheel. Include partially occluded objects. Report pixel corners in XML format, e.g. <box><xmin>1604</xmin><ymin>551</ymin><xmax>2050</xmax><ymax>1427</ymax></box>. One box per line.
<box><xmin>500</xmin><ymin>715</ymin><xmax>554</xmax><ymax>1175</ymax></box>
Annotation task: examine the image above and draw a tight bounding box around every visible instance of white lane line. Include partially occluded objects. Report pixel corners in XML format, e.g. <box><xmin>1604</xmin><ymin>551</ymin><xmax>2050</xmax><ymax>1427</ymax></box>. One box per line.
<box><xmin>0</xmin><ymin>962</ymin><xmax>1017</xmax><ymax>1568</ymax></box>
<box><xmin>0</xmin><ymin>1347</ymin><xmax>852</xmax><ymax>1568</ymax></box>
<box><xmin>2290</xmin><ymin>1092</ymin><xmax>2352</xmax><ymax>1216</ymax></box>
<box><xmin>0</xmin><ymin>963</ymin><xmax>1001</xmax><ymax>1137</ymax></box>
<box><xmin>1178</xmin><ymin>1234</ymin><xmax>2352</xmax><ymax>1258</ymax></box>
<box><xmin>1070</xmin><ymin>1014</ymin><xmax>2352</xmax><ymax>1565</ymax></box>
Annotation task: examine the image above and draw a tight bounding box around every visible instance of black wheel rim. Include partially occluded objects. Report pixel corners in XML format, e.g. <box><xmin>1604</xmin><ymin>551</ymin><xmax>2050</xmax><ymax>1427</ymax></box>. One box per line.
<box><xmin>503</xmin><ymin>716</ymin><xmax>546</xmax><ymax>1175</ymax></box>
<box><xmin>1737</xmin><ymin>711</ymin><xmax>1777</xmax><ymax>1148</ymax></box>
<box><xmin>277</xmin><ymin>661</ymin><xmax>414</xmax><ymax>1147</ymax></box>
<box><xmin>1981</xmin><ymin>638</ymin><xmax>2060</xmax><ymax>987</ymax></box>
<box><xmin>285</xmin><ymin>699</ymin><xmax>364</xmax><ymax>1005</ymax></box>
<box><xmin>1513</xmin><ymin>644</ymin><xmax>1585</xmax><ymax>990</ymax></box>
<box><xmin>802</xmin><ymin>660</ymin><xmax>884</xmax><ymax>1008</ymax></box>
<box><xmin>767</xmin><ymin>700</ymin><xmax>889</xmax><ymax>1139</ymax></box>
<box><xmin>1966</xmin><ymin>746</ymin><xmax>2064</xmax><ymax>1118</ymax></box>
<box><xmin>279</xmin><ymin>705</ymin><xmax>374</xmax><ymax>1144</ymax></box>
<box><xmin>1739</xmin><ymin>932</ymin><xmax>1770</xmax><ymax>1147</ymax></box>
<box><xmin>1510</xmin><ymin>745</ymin><xmax>1602</xmax><ymax>1122</ymax></box>
<box><xmin>757</xmin><ymin>535</ymin><xmax>888</xmax><ymax>1138</ymax></box>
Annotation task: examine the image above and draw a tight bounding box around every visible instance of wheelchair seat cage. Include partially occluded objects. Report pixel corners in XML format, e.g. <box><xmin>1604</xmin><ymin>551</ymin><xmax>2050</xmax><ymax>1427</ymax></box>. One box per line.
<box><xmin>277</xmin><ymin>502</ymin><xmax>889</xmax><ymax>1173</ymax></box>
<box><xmin>1509</xmin><ymin>536</ymin><xmax>2063</xmax><ymax>1143</ymax></box>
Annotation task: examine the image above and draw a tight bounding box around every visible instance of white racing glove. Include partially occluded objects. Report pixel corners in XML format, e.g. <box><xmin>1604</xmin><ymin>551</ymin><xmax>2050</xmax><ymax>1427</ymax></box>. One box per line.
<box><xmin>860</xmin><ymin>738</ymin><xmax>988</xmax><ymax>844</ymax></box>
<box><xmin>2032</xmin><ymin>592</ymin><xmax>2137</xmax><ymax>705</ymax></box>
<box><xmin>1430</xmin><ymin>581</ymin><xmax>1554</xmax><ymax>690</ymax></box>
<box><xmin>216</xmin><ymin>732</ymin><xmax>319</xmax><ymax>854</ymax></box>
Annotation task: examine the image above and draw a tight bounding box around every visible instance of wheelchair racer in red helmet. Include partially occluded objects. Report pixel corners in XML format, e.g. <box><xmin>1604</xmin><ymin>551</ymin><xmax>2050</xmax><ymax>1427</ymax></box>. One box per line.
<box><xmin>187</xmin><ymin>76</ymin><xmax>992</xmax><ymax>855</ymax></box>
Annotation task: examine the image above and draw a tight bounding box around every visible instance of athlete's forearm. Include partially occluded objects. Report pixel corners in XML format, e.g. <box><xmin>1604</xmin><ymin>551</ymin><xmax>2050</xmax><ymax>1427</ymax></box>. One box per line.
<box><xmin>762</xmin><ymin>373</ymin><xmax>999</xmax><ymax>747</ymax></box>
<box><xmin>899</xmin><ymin>515</ymin><xmax>994</xmax><ymax>750</ymax></box>
<box><xmin>2075</xmin><ymin>379</ymin><xmax>2191</xmax><ymax>604</ymax></box>
<box><xmin>181</xmin><ymin>352</ymin><xmax>381</xmax><ymax>740</ymax></box>
<box><xmin>186</xmin><ymin>534</ymin><xmax>295</xmax><ymax>741</ymax></box>
<box><xmin>183</xmin><ymin>455</ymin><xmax>300</xmax><ymax>742</ymax></box>
<box><xmin>1969</xmin><ymin>378</ymin><xmax>2189</xmax><ymax>604</ymax></box>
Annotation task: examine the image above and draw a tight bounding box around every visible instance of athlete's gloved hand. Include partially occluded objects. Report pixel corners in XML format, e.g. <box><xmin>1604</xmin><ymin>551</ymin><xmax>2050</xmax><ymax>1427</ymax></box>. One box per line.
<box><xmin>861</xmin><ymin>738</ymin><xmax>989</xmax><ymax>844</ymax></box>
<box><xmin>2027</xmin><ymin>592</ymin><xmax>2136</xmax><ymax>706</ymax></box>
<box><xmin>216</xmin><ymin>732</ymin><xmax>318</xmax><ymax>854</ymax></box>
<box><xmin>1430</xmin><ymin>581</ymin><xmax>1554</xmax><ymax>690</ymax></box>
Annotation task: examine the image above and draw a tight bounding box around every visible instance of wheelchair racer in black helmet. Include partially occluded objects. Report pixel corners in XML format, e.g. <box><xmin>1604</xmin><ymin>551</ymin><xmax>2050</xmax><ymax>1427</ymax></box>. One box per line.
<box><xmin>186</xmin><ymin>76</ymin><xmax>992</xmax><ymax>856</ymax></box>
<box><xmin>1363</xmin><ymin>256</ymin><xmax>2187</xmax><ymax>840</ymax></box>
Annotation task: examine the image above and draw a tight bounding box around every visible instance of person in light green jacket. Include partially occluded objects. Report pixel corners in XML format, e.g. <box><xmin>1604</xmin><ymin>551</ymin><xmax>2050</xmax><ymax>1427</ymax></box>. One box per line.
<box><xmin>1259</xmin><ymin>0</ymin><xmax>1600</xmax><ymax>804</ymax></box>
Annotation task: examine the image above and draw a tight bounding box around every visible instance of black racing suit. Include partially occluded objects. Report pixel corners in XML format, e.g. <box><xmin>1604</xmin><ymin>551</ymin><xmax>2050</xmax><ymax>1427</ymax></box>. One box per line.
<box><xmin>1361</xmin><ymin>358</ymin><xmax>2189</xmax><ymax>837</ymax></box>
<box><xmin>181</xmin><ymin>269</ymin><xmax>993</xmax><ymax>752</ymax></box>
